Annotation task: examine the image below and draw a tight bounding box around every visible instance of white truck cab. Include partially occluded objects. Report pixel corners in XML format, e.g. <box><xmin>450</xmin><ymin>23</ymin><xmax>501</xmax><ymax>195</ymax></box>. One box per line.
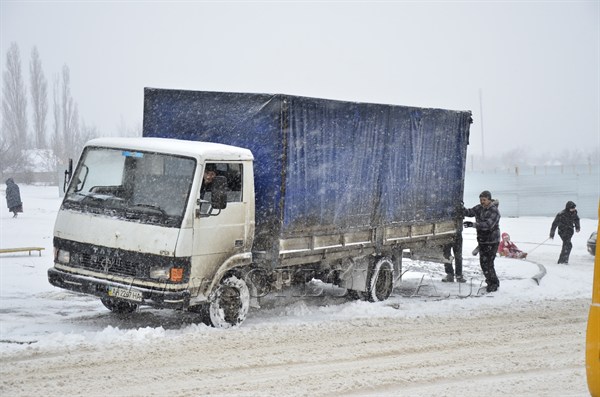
<box><xmin>49</xmin><ymin>137</ymin><xmax>255</xmax><ymax>325</ymax></box>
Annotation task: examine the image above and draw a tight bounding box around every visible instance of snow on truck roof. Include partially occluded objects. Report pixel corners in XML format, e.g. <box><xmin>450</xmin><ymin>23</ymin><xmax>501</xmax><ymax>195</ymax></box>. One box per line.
<box><xmin>85</xmin><ymin>137</ymin><xmax>254</xmax><ymax>161</ymax></box>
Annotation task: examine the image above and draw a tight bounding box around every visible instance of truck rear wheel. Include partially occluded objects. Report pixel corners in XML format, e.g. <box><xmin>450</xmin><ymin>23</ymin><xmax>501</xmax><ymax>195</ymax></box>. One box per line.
<box><xmin>100</xmin><ymin>297</ymin><xmax>138</xmax><ymax>314</ymax></box>
<box><xmin>366</xmin><ymin>257</ymin><xmax>394</xmax><ymax>302</ymax></box>
<box><xmin>209</xmin><ymin>275</ymin><xmax>250</xmax><ymax>328</ymax></box>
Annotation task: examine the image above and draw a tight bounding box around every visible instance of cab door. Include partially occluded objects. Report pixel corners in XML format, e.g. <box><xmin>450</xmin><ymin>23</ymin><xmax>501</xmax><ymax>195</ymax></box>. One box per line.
<box><xmin>191</xmin><ymin>162</ymin><xmax>247</xmax><ymax>288</ymax></box>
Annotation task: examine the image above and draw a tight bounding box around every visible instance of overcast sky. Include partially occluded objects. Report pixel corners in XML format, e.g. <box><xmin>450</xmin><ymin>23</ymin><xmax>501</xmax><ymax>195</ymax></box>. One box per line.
<box><xmin>1</xmin><ymin>1</ymin><xmax>598</xmax><ymax>158</ymax></box>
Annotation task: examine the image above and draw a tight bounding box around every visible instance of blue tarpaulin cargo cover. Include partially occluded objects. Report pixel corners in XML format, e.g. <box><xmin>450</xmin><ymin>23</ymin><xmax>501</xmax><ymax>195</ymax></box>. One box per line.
<box><xmin>143</xmin><ymin>88</ymin><xmax>471</xmax><ymax>251</ymax></box>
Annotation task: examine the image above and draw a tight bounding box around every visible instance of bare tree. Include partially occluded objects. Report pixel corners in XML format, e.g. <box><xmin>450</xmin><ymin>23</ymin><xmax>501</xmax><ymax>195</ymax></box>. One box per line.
<box><xmin>555</xmin><ymin>149</ymin><xmax>585</xmax><ymax>166</ymax></box>
<box><xmin>587</xmin><ymin>147</ymin><xmax>599</xmax><ymax>168</ymax></box>
<box><xmin>51</xmin><ymin>74</ymin><xmax>63</xmax><ymax>165</ymax></box>
<box><xmin>51</xmin><ymin>65</ymin><xmax>80</xmax><ymax>166</ymax></box>
<box><xmin>117</xmin><ymin>115</ymin><xmax>142</xmax><ymax>137</ymax></box>
<box><xmin>50</xmin><ymin>64</ymin><xmax>99</xmax><ymax>167</ymax></box>
<box><xmin>79</xmin><ymin>120</ymin><xmax>99</xmax><ymax>145</ymax></box>
<box><xmin>29</xmin><ymin>46</ymin><xmax>48</xmax><ymax>149</ymax></box>
<box><xmin>1</xmin><ymin>42</ymin><xmax>29</xmax><ymax>174</ymax></box>
<box><xmin>61</xmin><ymin>65</ymin><xmax>78</xmax><ymax>159</ymax></box>
<box><xmin>51</xmin><ymin>75</ymin><xmax>60</xmax><ymax>151</ymax></box>
<box><xmin>500</xmin><ymin>147</ymin><xmax>532</xmax><ymax>168</ymax></box>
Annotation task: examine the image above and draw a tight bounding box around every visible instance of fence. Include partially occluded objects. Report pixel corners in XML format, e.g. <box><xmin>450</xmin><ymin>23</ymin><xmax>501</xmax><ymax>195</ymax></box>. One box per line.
<box><xmin>465</xmin><ymin>164</ymin><xmax>599</xmax><ymax>219</ymax></box>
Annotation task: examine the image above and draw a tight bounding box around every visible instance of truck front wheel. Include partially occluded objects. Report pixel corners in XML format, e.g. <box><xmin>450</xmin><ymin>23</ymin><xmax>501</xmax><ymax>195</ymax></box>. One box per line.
<box><xmin>366</xmin><ymin>257</ymin><xmax>394</xmax><ymax>302</ymax></box>
<box><xmin>209</xmin><ymin>275</ymin><xmax>250</xmax><ymax>328</ymax></box>
<box><xmin>100</xmin><ymin>297</ymin><xmax>138</xmax><ymax>314</ymax></box>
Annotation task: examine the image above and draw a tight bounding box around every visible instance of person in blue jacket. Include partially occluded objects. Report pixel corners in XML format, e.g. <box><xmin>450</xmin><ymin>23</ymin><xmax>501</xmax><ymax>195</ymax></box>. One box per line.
<box><xmin>549</xmin><ymin>201</ymin><xmax>581</xmax><ymax>264</ymax></box>
<box><xmin>463</xmin><ymin>190</ymin><xmax>501</xmax><ymax>292</ymax></box>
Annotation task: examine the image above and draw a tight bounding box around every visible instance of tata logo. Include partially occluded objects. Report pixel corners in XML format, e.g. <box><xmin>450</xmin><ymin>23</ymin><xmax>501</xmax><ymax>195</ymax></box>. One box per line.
<box><xmin>100</xmin><ymin>257</ymin><xmax>115</xmax><ymax>273</ymax></box>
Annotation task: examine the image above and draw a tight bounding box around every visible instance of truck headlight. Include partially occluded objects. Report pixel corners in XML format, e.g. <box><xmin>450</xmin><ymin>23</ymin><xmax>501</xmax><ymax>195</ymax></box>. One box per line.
<box><xmin>56</xmin><ymin>249</ymin><xmax>70</xmax><ymax>264</ymax></box>
<box><xmin>149</xmin><ymin>266</ymin><xmax>185</xmax><ymax>282</ymax></box>
<box><xmin>149</xmin><ymin>266</ymin><xmax>170</xmax><ymax>280</ymax></box>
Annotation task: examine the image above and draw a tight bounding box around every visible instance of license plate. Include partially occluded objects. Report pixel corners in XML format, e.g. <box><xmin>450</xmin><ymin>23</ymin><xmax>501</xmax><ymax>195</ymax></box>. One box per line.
<box><xmin>108</xmin><ymin>286</ymin><xmax>143</xmax><ymax>302</ymax></box>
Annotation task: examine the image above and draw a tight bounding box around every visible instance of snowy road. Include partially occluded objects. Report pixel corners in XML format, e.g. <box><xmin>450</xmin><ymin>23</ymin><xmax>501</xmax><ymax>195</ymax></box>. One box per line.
<box><xmin>0</xmin><ymin>297</ymin><xmax>590</xmax><ymax>396</ymax></box>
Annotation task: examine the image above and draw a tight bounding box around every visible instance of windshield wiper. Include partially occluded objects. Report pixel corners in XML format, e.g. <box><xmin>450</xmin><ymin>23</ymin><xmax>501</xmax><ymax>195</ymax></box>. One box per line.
<box><xmin>130</xmin><ymin>203</ymin><xmax>167</xmax><ymax>216</ymax></box>
<box><xmin>65</xmin><ymin>192</ymin><xmax>105</xmax><ymax>203</ymax></box>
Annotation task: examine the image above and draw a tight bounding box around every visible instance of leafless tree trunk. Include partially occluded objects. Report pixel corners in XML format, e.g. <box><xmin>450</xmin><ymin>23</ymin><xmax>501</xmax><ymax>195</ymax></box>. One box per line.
<box><xmin>51</xmin><ymin>65</ymin><xmax>80</xmax><ymax>166</ymax></box>
<box><xmin>1</xmin><ymin>42</ymin><xmax>29</xmax><ymax>174</ymax></box>
<box><xmin>78</xmin><ymin>121</ymin><xmax>99</xmax><ymax>156</ymax></box>
<box><xmin>61</xmin><ymin>65</ymin><xmax>77</xmax><ymax>159</ymax></box>
<box><xmin>117</xmin><ymin>116</ymin><xmax>142</xmax><ymax>137</ymax></box>
<box><xmin>29</xmin><ymin>46</ymin><xmax>48</xmax><ymax>149</ymax></box>
<box><xmin>51</xmin><ymin>75</ymin><xmax>60</xmax><ymax>156</ymax></box>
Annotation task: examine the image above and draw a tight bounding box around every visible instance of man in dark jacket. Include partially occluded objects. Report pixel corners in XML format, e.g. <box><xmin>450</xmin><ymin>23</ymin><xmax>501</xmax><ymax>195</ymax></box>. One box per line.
<box><xmin>550</xmin><ymin>201</ymin><xmax>581</xmax><ymax>264</ymax></box>
<box><xmin>442</xmin><ymin>202</ymin><xmax>466</xmax><ymax>283</ymax></box>
<box><xmin>463</xmin><ymin>190</ymin><xmax>501</xmax><ymax>292</ymax></box>
<box><xmin>5</xmin><ymin>178</ymin><xmax>23</xmax><ymax>218</ymax></box>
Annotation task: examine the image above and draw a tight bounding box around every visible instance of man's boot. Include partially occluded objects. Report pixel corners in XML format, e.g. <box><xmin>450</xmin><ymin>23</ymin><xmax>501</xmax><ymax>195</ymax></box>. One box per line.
<box><xmin>441</xmin><ymin>274</ymin><xmax>454</xmax><ymax>282</ymax></box>
<box><xmin>455</xmin><ymin>275</ymin><xmax>466</xmax><ymax>283</ymax></box>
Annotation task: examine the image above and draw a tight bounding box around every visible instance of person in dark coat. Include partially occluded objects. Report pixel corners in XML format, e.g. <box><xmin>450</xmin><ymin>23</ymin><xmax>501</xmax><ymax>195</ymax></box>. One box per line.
<box><xmin>471</xmin><ymin>199</ymin><xmax>499</xmax><ymax>256</ymax></box>
<box><xmin>442</xmin><ymin>202</ymin><xmax>466</xmax><ymax>283</ymax></box>
<box><xmin>5</xmin><ymin>178</ymin><xmax>23</xmax><ymax>218</ymax></box>
<box><xmin>549</xmin><ymin>201</ymin><xmax>581</xmax><ymax>264</ymax></box>
<box><xmin>463</xmin><ymin>190</ymin><xmax>501</xmax><ymax>292</ymax></box>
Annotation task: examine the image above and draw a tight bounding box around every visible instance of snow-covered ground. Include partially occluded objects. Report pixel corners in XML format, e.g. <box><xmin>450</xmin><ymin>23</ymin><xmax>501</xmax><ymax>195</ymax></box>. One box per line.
<box><xmin>0</xmin><ymin>185</ymin><xmax>597</xmax><ymax>396</ymax></box>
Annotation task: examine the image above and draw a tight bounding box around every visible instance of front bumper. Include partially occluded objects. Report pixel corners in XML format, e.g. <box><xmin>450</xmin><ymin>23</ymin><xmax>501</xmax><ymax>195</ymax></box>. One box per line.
<box><xmin>48</xmin><ymin>267</ymin><xmax>191</xmax><ymax>309</ymax></box>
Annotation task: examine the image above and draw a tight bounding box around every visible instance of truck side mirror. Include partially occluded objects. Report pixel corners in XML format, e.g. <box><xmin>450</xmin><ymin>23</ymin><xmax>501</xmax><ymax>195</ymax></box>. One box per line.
<box><xmin>211</xmin><ymin>175</ymin><xmax>228</xmax><ymax>210</ymax></box>
<box><xmin>63</xmin><ymin>158</ymin><xmax>73</xmax><ymax>193</ymax></box>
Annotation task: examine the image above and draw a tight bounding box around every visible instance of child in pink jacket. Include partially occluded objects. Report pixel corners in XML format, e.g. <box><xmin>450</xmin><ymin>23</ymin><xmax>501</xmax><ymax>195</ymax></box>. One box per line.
<box><xmin>498</xmin><ymin>232</ymin><xmax>527</xmax><ymax>259</ymax></box>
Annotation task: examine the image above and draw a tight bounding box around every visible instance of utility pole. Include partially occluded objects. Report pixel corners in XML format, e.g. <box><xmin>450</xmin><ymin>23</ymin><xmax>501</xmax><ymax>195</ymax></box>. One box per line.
<box><xmin>479</xmin><ymin>88</ymin><xmax>485</xmax><ymax>160</ymax></box>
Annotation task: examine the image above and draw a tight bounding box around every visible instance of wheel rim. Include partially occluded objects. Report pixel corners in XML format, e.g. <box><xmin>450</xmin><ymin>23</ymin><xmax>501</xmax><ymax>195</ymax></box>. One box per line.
<box><xmin>374</xmin><ymin>264</ymin><xmax>393</xmax><ymax>300</ymax></box>
<box><xmin>219</xmin><ymin>285</ymin><xmax>242</xmax><ymax>324</ymax></box>
<box><xmin>209</xmin><ymin>276</ymin><xmax>250</xmax><ymax>328</ymax></box>
<box><xmin>369</xmin><ymin>258</ymin><xmax>394</xmax><ymax>302</ymax></box>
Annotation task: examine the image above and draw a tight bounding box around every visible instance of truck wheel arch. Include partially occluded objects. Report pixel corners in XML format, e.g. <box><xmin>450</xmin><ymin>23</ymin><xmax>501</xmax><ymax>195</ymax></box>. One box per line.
<box><xmin>202</xmin><ymin>252</ymin><xmax>253</xmax><ymax>300</ymax></box>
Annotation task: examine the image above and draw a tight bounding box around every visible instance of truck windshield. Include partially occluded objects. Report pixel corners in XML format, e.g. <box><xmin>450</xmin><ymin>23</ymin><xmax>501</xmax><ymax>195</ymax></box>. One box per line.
<box><xmin>63</xmin><ymin>146</ymin><xmax>196</xmax><ymax>227</ymax></box>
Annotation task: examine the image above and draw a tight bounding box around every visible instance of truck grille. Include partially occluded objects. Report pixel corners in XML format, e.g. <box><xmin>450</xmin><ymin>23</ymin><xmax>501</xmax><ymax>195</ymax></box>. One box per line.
<box><xmin>78</xmin><ymin>253</ymin><xmax>139</xmax><ymax>278</ymax></box>
<box><xmin>54</xmin><ymin>237</ymin><xmax>191</xmax><ymax>284</ymax></box>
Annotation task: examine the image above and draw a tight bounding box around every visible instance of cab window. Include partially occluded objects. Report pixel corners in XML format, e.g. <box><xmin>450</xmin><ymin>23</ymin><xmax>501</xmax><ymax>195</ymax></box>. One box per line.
<box><xmin>202</xmin><ymin>163</ymin><xmax>243</xmax><ymax>202</ymax></box>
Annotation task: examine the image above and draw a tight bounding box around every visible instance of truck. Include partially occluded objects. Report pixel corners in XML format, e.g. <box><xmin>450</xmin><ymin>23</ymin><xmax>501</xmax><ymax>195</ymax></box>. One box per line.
<box><xmin>48</xmin><ymin>88</ymin><xmax>472</xmax><ymax>327</ymax></box>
